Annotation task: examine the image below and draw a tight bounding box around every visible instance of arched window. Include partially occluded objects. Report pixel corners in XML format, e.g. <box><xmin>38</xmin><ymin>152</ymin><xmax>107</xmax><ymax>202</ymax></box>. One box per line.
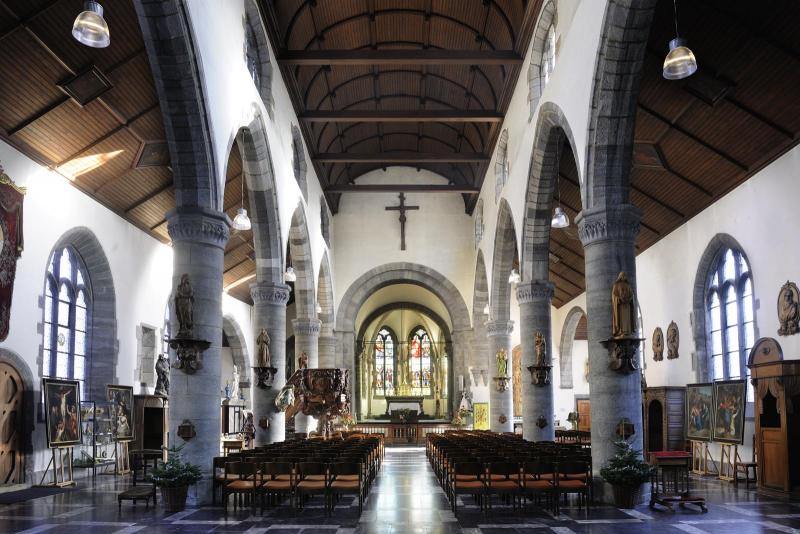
<box><xmin>374</xmin><ymin>327</ymin><xmax>395</xmax><ymax>396</ymax></box>
<box><xmin>409</xmin><ymin>326</ymin><xmax>432</xmax><ymax>395</ymax></box>
<box><xmin>243</xmin><ymin>0</ymin><xmax>274</xmax><ymax>114</ymax></box>
<box><xmin>42</xmin><ymin>247</ymin><xmax>90</xmax><ymax>395</ymax></box>
<box><xmin>494</xmin><ymin>130</ymin><xmax>509</xmax><ymax>201</ymax></box>
<box><xmin>474</xmin><ymin>199</ymin><xmax>484</xmax><ymax>249</ymax></box>
<box><xmin>161</xmin><ymin>304</ymin><xmax>171</xmax><ymax>357</ymax></box>
<box><xmin>540</xmin><ymin>24</ymin><xmax>556</xmax><ymax>93</ymax></box>
<box><xmin>291</xmin><ymin>125</ymin><xmax>308</xmax><ymax>200</ymax></box>
<box><xmin>320</xmin><ymin>197</ymin><xmax>331</xmax><ymax>247</ymax></box>
<box><xmin>706</xmin><ymin>248</ymin><xmax>755</xmax><ymax>400</ymax></box>
<box><xmin>244</xmin><ymin>16</ymin><xmax>260</xmax><ymax>87</ymax></box>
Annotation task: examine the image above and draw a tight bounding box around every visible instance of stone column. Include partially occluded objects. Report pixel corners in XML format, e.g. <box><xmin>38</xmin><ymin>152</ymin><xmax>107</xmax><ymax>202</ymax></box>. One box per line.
<box><xmin>318</xmin><ymin>334</ymin><xmax>337</xmax><ymax>368</ymax></box>
<box><xmin>292</xmin><ymin>317</ymin><xmax>321</xmax><ymax>433</ymax></box>
<box><xmin>451</xmin><ymin>328</ymin><xmax>472</xmax><ymax>413</ymax></box>
<box><xmin>517</xmin><ymin>280</ymin><xmax>555</xmax><ymax>442</ymax></box>
<box><xmin>576</xmin><ymin>204</ymin><xmax>643</xmax><ymax>490</ymax></box>
<box><xmin>250</xmin><ymin>282</ymin><xmax>290</xmax><ymax>445</ymax></box>
<box><xmin>486</xmin><ymin>320</ymin><xmax>514</xmax><ymax>432</ymax></box>
<box><xmin>166</xmin><ymin>207</ymin><xmax>228</xmax><ymax>505</ymax></box>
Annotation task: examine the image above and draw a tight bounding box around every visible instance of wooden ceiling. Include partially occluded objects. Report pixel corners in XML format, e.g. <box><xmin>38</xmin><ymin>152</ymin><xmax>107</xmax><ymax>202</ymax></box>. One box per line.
<box><xmin>260</xmin><ymin>0</ymin><xmax>542</xmax><ymax>212</ymax></box>
<box><xmin>548</xmin><ymin>0</ymin><xmax>800</xmax><ymax>308</ymax></box>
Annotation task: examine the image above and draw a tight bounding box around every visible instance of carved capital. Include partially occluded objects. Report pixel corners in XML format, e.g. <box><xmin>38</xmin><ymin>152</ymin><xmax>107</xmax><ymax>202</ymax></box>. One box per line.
<box><xmin>250</xmin><ymin>282</ymin><xmax>291</xmax><ymax>305</ymax></box>
<box><xmin>575</xmin><ymin>204</ymin><xmax>641</xmax><ymax>247</ymax></box>
<box><xmin>292</xmin><ymin>318</ymin><xmax>322</xmax><ymax>337</ymax></box>
<box><xmin>516</xmin><ymin>280</ymin><xmax>554</xmax><ymax>304</ymax></box>
<box><xmin>167</xmin><ymin>207</ymin><xmax>230</xmax><ymax>249</ymax></box>
<box><xmin>486</xmin><ymin>320</ymin><xmax>514</xmax><ymax>337</ymax></box>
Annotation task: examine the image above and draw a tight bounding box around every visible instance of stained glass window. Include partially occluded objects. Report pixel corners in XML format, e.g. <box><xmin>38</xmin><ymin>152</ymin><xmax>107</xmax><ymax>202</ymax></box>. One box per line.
<box><xmin>409</xmin><ymin>327</ymin><xmax>432</xmax><ymax>395</ymax></box>
<box><xmin>705</xmin><ymin>246</ymin><xmax>755</xmax><ymax>401</ymax></box>
<box><xmin>43</xmin><ymin>246</ymin><xmax>90</xmax><ymax>396</ymax></box>
<box><xmin>374</xmin><ymin>327</ymin><xmax>395</xmax><ymax>396</ymax></box>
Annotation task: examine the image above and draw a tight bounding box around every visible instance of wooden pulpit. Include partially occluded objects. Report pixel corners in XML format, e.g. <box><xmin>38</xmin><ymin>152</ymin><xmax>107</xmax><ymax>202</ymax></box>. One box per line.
<box><xmin>747</xmin><ymin>337</ymin><xmax>800</xmax><ymax>496</ymax></box>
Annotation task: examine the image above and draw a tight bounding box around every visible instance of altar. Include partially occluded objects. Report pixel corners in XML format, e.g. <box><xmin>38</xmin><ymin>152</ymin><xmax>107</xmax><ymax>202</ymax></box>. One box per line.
<box><xmin>385</xmin><ymin>395</ymin><xmax>425</xmax><ymax>416</ymax></box>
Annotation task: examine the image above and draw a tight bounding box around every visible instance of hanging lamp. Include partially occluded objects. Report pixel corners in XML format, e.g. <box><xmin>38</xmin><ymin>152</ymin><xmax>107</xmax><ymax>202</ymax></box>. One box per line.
<box><xmin>231</xmin><ymin>175</ymin><xmax>251</xmax><ymax>231</ymax></box>
<box><xmin>551</xmin><ymin>176</ymin><xmax>570</xmax><ymax>229</ymax></box>
<box><xmin>508</xmin><ymin>268</ymin><xmax>521</xmax><ymax>285</ymax></box>
<box><xmin>72</xmin><ymin>2</ymin><xmax>110</xmax><ymax>48</ymax></box>
<box><xmin>284</xmin><ymin>266</ymin><xmax>297</xmax><ymax>283</ymax></box>
<box><xmin>662</xmin><ymin>0</ymin><xmax>697</xmax><ymax>80</ymax></box>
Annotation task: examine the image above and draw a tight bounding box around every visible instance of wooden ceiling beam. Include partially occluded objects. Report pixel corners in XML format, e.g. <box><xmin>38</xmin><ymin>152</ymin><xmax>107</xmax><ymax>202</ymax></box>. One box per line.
<box><xmin>314</xmin><ymin>152</ymin><xmax>488</xmax><ymax>163</ymax></box>
<box><xmin>124</xmin><ymin>181</ymin><xmax>173</xmax><ymax>213</ymax></box>
<box><xmin>278</xmin><ymin>49</ymin><xmax>523</xmax><ymax>65</ymax></box>
<box><xmin>300</xmin><ymin>110</ymin><xmax>503</xmax><ymax>123</ymax></box>
<box><xmin>325</xmin><ymin>184</ymin><xmax>479</xmax><ymax>193</ymax></box>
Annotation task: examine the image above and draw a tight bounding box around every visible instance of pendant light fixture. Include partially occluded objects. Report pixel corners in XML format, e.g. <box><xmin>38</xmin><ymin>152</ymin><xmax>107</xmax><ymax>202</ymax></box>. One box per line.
<box><xmin>662</xmin><ymin>0</ymin><xmax>697</xmax><ymax>80</ymax></box>
<box><xmin>231</xmin><ymin>175</ymin><xmax>251</xmax><ymax>231</ymax></box>
<box><xmin>551</xmin><ymin>176</ymin><xmax>570</xmax><ymax>229</ymax></box>
<box><xmin>316</xmin><ymin>301</ymin><xmax>323</xmax><ymax>314</ymax></box>
<box><xmin>284</xmin><ymin>266</ymin><xmax>297</xmax><ymax>283</ymax></box>
<box><xmin>72</xmin><ymin>2</ymin><xmax>111</xmax><ymax>48</ymax></box>
<box><xmin>483</xmin><ymin>304</ymin><xmax>490</xmax><ymax>316</ymax></box>
<box><xmin>508</xmin><ymin>268</ymin><xmax>521</xmax><ymax>285</ymax></box>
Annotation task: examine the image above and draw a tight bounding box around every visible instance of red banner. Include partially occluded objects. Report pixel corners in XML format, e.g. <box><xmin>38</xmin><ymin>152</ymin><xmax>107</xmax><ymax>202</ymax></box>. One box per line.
<box><xmin>0</xmin><ymin>168</ymin><xmax>25</xmax><ymax>341</ymax></box>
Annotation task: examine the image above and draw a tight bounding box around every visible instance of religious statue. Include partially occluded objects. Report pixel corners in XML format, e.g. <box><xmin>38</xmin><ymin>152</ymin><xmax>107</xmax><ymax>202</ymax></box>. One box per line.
<box><xmin>154</xmin><ymin>353</ymin><xmax>170</xmax><ymax>397</ymax></box>
<box><xmin>231</xmin><ymin>364</ymin><xmax>240</xmax><ymax>400</ymax></box>
<box><xmin>298</xmin><ymin>351</ymin><xmax>308</xmax><ymax>370</ymax></box>
<box><xmin>242</xmin><ymin>410</ymin><xmax>255</xmax><ymax>449</ymax></box>
<box><xmin>667</xmin><ymin>321</ymin><xmax>679</xmax><ymax>360</ymax></box>
<box><xmin>534</xmin><ymin>331</ymin><xmax>546</xmax><ymax>367</ymax></box>
<box><xmin>652</xmin><ymin>327</ymin><xmax>664</xmax><ymax>361</ymax></box>
<box><xmin>778</xmin><ymin>281</ymin><xmax>800</xmax><ymax>336</ymax></box>
<box><xmin>255</xmin><ymin>328</ymin><xmax>271</xmax><ymax>367</ymax></box>
<box><xmin>496</xmin><ymin>348</ymin><xmax>508</xmax><ymax>377</ymax></box>
<box><xmin>611</xmin><ymin>271</ymin><xmax>636</xmax><ymax>339</ymax></box>
<box><xmin>174</xmin><ymin>274</ymin><xmax>194</xmax><ymax>337</ymax></box>
<box><xmin>373</xmin><ymin>368</ymin><xmax>382</xmax><ymax>390</ymax></box>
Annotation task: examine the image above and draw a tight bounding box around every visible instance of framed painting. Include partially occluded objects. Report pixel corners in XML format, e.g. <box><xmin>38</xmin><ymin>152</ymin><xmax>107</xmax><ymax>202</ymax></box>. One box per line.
<box><xmin>42</xmin><ymin>378</ymin><xmax>82</xmax><ymax>447</ymax></box>
<box><xmin>685</xmin><ymin>383</ymin><xmax>713</xmax><ymax>442</ymax></box>
<box><xmin>473</xmin><ymin>402</ymin><xmax>489</xmax><ymax>430</ymax></box>
<box><xmin>106</xmin><ymin>385</ymin><xmax>135</xmax><ymax>441</ymax></box>
<box><xmin>712</xmin><ymin>380</ymin><xmax>746</xmax><ymax>444</ymax></box>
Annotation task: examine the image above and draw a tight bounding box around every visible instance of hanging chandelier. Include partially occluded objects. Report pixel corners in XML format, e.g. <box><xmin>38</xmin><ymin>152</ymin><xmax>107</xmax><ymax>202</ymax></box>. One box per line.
<box><xmin>72</xmin><ymin>2</ymin><xmax>110</xmax><ymax>48</ymax></box>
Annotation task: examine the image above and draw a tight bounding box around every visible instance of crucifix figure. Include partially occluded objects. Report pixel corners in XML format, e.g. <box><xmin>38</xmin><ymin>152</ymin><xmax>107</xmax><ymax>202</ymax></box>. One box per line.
<box><xmin>385</xmin><ymin>192</ymin><xmax>419</xmax><ymax>251</ymax></box>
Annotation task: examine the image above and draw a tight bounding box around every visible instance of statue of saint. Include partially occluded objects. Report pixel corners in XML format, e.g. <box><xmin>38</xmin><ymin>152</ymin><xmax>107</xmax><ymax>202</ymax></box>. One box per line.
<box><xmin>534</xmin><ymin>331</ymin><xmax>546</xmax><ymax>367</ymax></box>
<box><xmin>778</xmin><ymin>281</ymin><xmax>800</xmax><ymax>336</ymax></box>
<box><xmin>174</xmin><ymin>274</ymin><xmax>194</xmax><ymax>337</ymax></box>
<box><xmin>154</xmin><ymin>353</ymin><xmax>170</xmax><ymax>397</ymax></box>
<box><xmin>256</xmin><ymin>328</ymin><xmax>271</xmax><ymax>367</ymax></box>
<box><xmin>298</xmin><ymin>351</ymin><xmax>308</xmax><ymax>370</ymax></box>
<box><xmin>231</xmin><ymin>364</ymin><xmax>240</xmax><ymax>400</ymax></box>
<box><xmin>611</xmin><ymin>271</ymin><xmax>636</xmax><ymax>339</ymax></box>
<box><xmin>496</xmin><ymin>348</ymin><xmax>508</xmax><ymax>377</ymax></box>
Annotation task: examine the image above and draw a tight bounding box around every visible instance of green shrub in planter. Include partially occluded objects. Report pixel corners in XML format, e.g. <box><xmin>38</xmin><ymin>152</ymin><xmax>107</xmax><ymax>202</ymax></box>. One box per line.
<box><xmin>599</xmin><ymin>439</ymin><xmax>655</xmax><ymax>508</ymax></box>
<box><xmin>150</xmin><ymin>445</ymin><xmax>203</xmax><ymax>512</ymax></box>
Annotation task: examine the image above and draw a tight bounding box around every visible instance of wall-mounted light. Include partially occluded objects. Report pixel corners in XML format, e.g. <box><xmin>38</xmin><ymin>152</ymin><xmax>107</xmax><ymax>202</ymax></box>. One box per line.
<box><xmin>662</xmin><ymin>0</ymin><xmax>697</xmax><ymax>80</ymax></box>
<box><xmin>72</xmin><ymin>2</ymin><xmax>110</xmax><ymax>48</ymax></box>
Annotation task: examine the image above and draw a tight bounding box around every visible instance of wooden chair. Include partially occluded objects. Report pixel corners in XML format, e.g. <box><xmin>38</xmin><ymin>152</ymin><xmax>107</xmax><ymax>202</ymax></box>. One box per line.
<box><xmin>734</xmin><ymin>435</ymin><xmax>758</xmax><ymax>488</ymax></box>
<box><xmin>450</xmin><ymin>461</ymin><xmax>485</xmax><ymax>514</ymax></box>
<box><xmin>329</xmin><ymin>462</ymin><xmax>364</xmax><ymax>513</ymax></box>
<box><xmin>486</xmin><ymin>461</ymin><xmax>521</xmax><ymax>512</ymax></box>
<box><xmin>521</xmin><ymin>460</ymin><xmax>556</xmax><ymax>512</ymax></box>
<box><xmin>555</xmin><ymin>460</ymin><xmax>591</xmax><ymax>513</ymax></box>
<box><xmin>295</xmin><ymin>462</ymin><xmax>329</xmax><ymax>514</ymax></box>
<box><xmin>260</xmin><ymin>461</ymin><xmax>295</xmax><ymax>512</ymax></box>
<box><xmin>223</xmin><ymin>461</ymin><xmax>260</xmax><ymax>514</ymax></box>
<box><xmin>211</xmin><ymin>456</ymin><xmax>228</xmax><ymax>505</ymax></box>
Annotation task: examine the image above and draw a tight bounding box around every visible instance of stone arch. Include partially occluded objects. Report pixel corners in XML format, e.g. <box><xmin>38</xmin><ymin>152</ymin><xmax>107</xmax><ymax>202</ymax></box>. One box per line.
<box><xmin>317</xmin><ymin>251</ymin><xmax>334</xmax><ymax>337</ymax></box>
<box><xmin>134</xmin><ymin>0</ymin><xmax>219</xmax><ymax>209</ymax></box>
<box><xmin>584</xmin><ymin>0</ymin><xmax>657</xmax><ymax>209</ymax></box>
<box><xmin>527</xmin><ymin>0</ymin><xmax>558</xmax><ymax>120</ymax></box>
<box><xmin>235</xmin><ymin>118</ymin><xmax>283</xmax><ymax>284</ymax></box>
<box><xmin>489</xmin><ymin>199</ymin><xmax>518</xmax><ymax>322</ymax></box>
<box><xmin>558</xmin><ymin>306</ymin><xmax>587</xmax><ymax>389</ymax></box>
<box><xmin>691</xmin><ymin>233</ymin><xmax>753</xmax><ymax>382</ymax></box>
<box><xmin>291</xmin><ymin>125</ymin><xmax>308</xmax><ymax>200</ymax></box>
<box><xmin>44</xmin><ymin>227</ymin><xmax>118</xmax><ymax>401</ymax></box>
<box><xmin>0</xmin><ymin>348</ymin><xmax>35</xmax><ymax>484</ymax></box>
<box><xmin>520</xmin><ymin>102</ymin><xmax>580</xmax><ymax>281</ymax></box>
<box><xmin>288</xmin><ymin>204</ymin><xmax>316</xmax><ymax>320</ymax></box>
<box><xmin>222</xmin><ymin>315</ymin><xmax>251</xmax><ymax>408</ymax></box>
<box><xmin>243</xmin><ymin>0</ymin><xmax>274</xmax><ymax>116</ymax></box>
<box><xmin>470</xmin><ymin>250</ymin><xmax>490</xmax><ymax>380</ymax></box>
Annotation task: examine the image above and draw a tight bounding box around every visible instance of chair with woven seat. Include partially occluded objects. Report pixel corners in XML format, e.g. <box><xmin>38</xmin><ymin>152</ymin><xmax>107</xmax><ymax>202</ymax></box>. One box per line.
<box><xmin>555</xmin><ymin>460</ymin><xmax>591</xmax><ymax>512</ymax></box>
<box><xmin>296</xmin><ymin>462</ymin><xmax>329</xmax><ymax>514</ymax></box>
<box><xmin>329</xmin><ymin>462</ymin><xmax>364</xmax><ymax>513</ymax></box>
<box><xmin>223</xmin><ymin>461</ymin><xmax>260</xmax><ymax>514</ymax></box>
<box><xmin>521</xmin><ymin>460</ymin><xmax>556</xmax><ymax>512</ymax></box>
<box><xmin>260</xmin><ymin>461</ymin><xmax>295</xmax><ymax>512</ymax></box>
<box><xmin>450</xmin><ymin>461</ymin><xmax>485</xmax><ymax>514</ymax></box>
<box><xmin>486</xmin><ymin>461</ymin><xmax>521</xmax><ymax>513</ymax></box>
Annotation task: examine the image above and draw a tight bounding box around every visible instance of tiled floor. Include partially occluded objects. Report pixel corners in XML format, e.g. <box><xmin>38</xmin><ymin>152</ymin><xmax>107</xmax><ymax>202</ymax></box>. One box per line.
<box><xmin>1</xmin><ymin>448</ymin><xmax>799</xmax><ymax>533</ymax></box>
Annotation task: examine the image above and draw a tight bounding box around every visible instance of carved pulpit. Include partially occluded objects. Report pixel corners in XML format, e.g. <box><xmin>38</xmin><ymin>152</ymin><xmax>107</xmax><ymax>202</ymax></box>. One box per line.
<box><xmin>275</xmin><ymin>368</ymin><xmax>350</xmax><ymax>438</ymax></box>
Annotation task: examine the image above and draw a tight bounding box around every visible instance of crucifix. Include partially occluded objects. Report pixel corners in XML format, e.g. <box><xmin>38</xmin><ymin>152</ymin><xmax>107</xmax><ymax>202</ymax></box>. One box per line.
<box><xmin>385</xmin><ymin>192</ymin><xmax>419</xmax><ymax>251</ymax></box>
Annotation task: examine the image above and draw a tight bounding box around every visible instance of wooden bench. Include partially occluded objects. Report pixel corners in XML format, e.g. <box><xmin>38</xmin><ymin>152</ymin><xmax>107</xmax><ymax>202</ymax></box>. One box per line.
<box><xmin>118</xmin><ymin>484</ymin><xmax>156</xmax><ymax>510</ymax></box>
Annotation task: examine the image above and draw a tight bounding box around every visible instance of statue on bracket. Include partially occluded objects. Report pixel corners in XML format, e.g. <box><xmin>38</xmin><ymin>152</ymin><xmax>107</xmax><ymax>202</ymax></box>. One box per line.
<box><xmin>667</xmin><ymin>321</ymin><xmax>679</xmax><ymax>360</ymax></box>
<box><xmin>778</xmin><ymin>281</ymin><xmax>800</xmax><ymax>336</ymax></box>
<box><xmin>256</xmin><ymin>328</ymin><xmax>271</xmax><ymax>367</ymax></box>
<box><xmin>168</xmin><ymin>274</ymin><xmax>210</xmax><ymax>373</ymax></box>
<box><xmin>298</xmin><ymin>351</ymin><xmax>308</xmax><ymax>370</ymax></box>
<box><xmin>652</xmin><ymin>327</ymin><xmax>664</xmax><ymax>361</ymax></box>
<box><xmin>534</xmin><ymin>332</ymin><xmax>546</xmax><ymax>367</ymax></box>
<box><xmin>611</xmin><ymin>271</ymin><xmax>637</xmax><ymax>339</ymax></box>
<box><xmin>154</xmin><ymin>353</ymin><xmax>170</xmax><ymax>397</ymax></box>
<box><xmin>496</xmin><ymin>348</ymin><xmax>509</xmax><ymax>377</ymax></box>
<box><xmin>175</xmin><ymin>274</ymin><xmax>194</xmax><ymax>337</ymax></box>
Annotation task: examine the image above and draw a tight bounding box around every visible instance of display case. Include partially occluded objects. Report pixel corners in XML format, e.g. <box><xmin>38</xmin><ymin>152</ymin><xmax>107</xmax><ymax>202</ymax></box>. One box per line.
<box><xmin>76</xmin><ymin>400</ymin><xmax>117</xmax><ymax>477</ymax></box>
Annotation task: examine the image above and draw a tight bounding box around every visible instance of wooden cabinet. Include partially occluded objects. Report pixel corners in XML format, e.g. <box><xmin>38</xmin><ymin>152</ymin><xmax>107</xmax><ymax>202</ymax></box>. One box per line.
<box><xmin>748</xmin><ymin>338</ymin><xmax>800</xmax><ymax>497</ymax></box>
<box><xmin>132</xmin><ymin>395</ymin><xmax>168</xmax><ymax>457</ymax></box>
<box><xmin>643</xmin><ymin>387</ymin><xmax>686</xmax><ymax>455</ymax></box>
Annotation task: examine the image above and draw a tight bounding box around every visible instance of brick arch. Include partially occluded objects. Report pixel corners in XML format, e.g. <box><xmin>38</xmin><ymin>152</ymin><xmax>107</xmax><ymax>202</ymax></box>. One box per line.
<box><xmin>527</xmin><ymin>0</ymin><xmax>558</xmax><ymax>120</ymax></box>
<box><xmin>520</xmin><ymin>102</ymin><xmax>580</xmax><ymax>281</ymax></box>
<box><xmin>235</xmin><ymin>118</ymin><xmax>283</xmax><ymax>284</ymax></box>
<box><xmin>46</xmin><ymin>227</ymin><xmax>118</xmax><ymax>401</ymax></box>
<box><xmin>489</xmin><ymin>199</ymin><xmax>518</xmax><ymax>322</ymax></box>
<box><xmin>0</xmin><ymin>348</ymin><xmax>35</xmax><ymax>484</ymax></box>
<box><xmin>691</xmin><ymin>233</ymin><xmax>753</xmax><ymax>382</ymax></box>
<box><xmin>134</xmin><ymin>0</ymin><xmax>219</xmax><ymax>210</ymax></box>
<box><xmin>222</xmin><ymin>315</ymin><xmax>251</xmax><ymax>408</ymax></box>
<box><xmin>584</xmin><ymin>0</ymin><xmax>658</xmax><ymax>209</ymax></box>
<box><xmin>288</xmin><ymin>204</ymin><xmax>316</xmax><ymax>320</ymax></box>
<box><xmin>244</xmin><ymin>0</ymin><xmax>274</xmax><ymax>116</ymax></box>
<box><xmin>558</xmin><ymin>306</ymin><xmax>587</xmax><ymax>389</ymax></box>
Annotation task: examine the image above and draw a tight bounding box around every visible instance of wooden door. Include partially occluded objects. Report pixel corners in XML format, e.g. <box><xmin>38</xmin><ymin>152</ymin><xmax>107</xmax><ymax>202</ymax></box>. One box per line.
<box><xmin>577</xmin><ymin>399</ymin><xmax>591</xmax><ymax>432</ymax></box>
<box><xmin>0</xmin><ymin>362</ymin><xmax>24</xmax><ymax>485</ymax></box>
<box><xmin>760</xmin><ymin>428</ymin><xmax>787</xmax><ymax>491</ymax></box>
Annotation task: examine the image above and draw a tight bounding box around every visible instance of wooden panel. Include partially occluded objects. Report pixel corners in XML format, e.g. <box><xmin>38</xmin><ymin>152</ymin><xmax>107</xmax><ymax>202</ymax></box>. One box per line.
<box><xmin>761</xmin><ymin>428</ymin><xmax>786</xmax><ymax>491</ymax></box>
<box><xmin>576</xmin><ymin>399</ymin><xmax>590</xmax><ymax>432</ymax></box>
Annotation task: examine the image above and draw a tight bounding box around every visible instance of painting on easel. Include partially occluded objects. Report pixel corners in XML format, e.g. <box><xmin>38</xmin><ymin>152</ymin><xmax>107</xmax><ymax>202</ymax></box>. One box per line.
<box><xmin>685</xmin><ymin>383</ymin><xmax>713</xmax><ymax>442</ymax></box>
<box><xmin>106</xmin><ymin>385</ymin><xmax>135</xmax><ymax>441</ymax></box>
<box><xmin>43</xmin><ymin>378</ymin><xmax>82</xmax><ymax>447</ymax></box>
<box><xmin>712</xmin><ymin>380</ymin><xmax>746</xmax><ymax>444</ymax></box>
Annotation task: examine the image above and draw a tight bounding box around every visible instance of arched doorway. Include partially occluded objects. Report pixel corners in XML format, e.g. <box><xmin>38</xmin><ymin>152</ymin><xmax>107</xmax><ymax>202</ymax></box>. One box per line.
<box><xmin>0</xmin><ymin>352</ymin><xmax>31</xmax><ymax>486</ymax></box>
<box><xmin>647</xmin><ymin>399</ymin><xmax>664</xmax><ymax>453</ymax></box>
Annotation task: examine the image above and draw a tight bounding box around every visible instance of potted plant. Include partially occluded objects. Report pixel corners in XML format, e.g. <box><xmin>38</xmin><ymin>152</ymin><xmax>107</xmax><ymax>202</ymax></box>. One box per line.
<box><xmin>150</xmin><ymin>445</ymin><xmax>203</xmax><ymax>512</ymax></box>
<box><xmin>599</xmin><ymin>439</ymin><xmax>655</xmax><ymax>508</ymax></box>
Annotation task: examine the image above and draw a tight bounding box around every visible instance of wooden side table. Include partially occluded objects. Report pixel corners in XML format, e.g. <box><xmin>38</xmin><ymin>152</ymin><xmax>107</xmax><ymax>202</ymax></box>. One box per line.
<box><xmin>649</xmin><ymin>451</ymin><xmax>707</xmax><ymax>513</ymax></box>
